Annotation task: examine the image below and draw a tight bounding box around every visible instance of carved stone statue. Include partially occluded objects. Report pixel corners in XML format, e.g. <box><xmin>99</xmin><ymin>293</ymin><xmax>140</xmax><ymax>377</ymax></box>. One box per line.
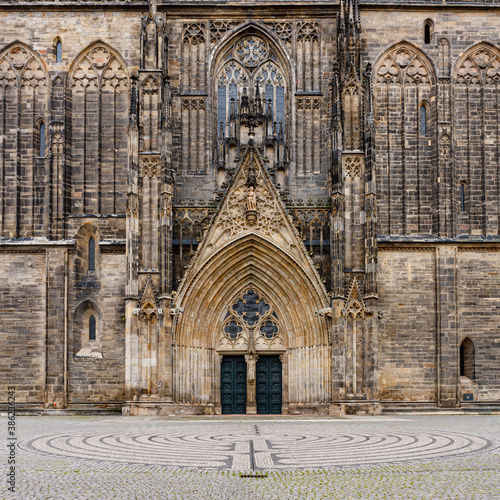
<box><xmin>247</xmin><ymin>186</ymin><xmax>257</xmax><ymax>211</ymax></box>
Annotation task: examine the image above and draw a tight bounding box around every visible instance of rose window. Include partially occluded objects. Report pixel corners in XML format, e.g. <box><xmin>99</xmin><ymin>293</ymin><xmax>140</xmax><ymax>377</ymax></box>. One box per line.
<box><xmin>235</xmin><ymin>37</ymin><xmax>268</xmax><ymax>67</ymax></box>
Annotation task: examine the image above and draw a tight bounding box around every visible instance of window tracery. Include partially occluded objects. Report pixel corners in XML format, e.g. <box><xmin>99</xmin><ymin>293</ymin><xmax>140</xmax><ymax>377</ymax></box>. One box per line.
<box><xmin>216</xmin><ymin>36</ymin><xmax>286</xmax><ymax>148</ymax></box>
<box><xmin>219</xmin><ymin>289</ymin><xmax>283</xmax><ymax>349</ymax></box>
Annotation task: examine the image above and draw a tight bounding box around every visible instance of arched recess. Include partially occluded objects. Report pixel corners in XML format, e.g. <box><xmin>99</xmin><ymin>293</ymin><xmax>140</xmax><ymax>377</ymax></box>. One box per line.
<box><xmin>0</xmin><ymin>41</ymin><xmax>49</xmax><ymax>237</ymax></box>
<box><xmin>68</xmin><ymin>41</ymin><xmax>129</xmax><ymax>215</ymax></box>
<box><xmin>75</xmin><ymin>222</ymin><xmax>101</xmax><ymax>284</ymax></box>
<box><xmin>452</xmin><ymin>42</ymin><xmax>500</xmax><ymax>236</ymax></box>
<box><xmin>72</xmin><ymin>298</ymin><xmax>103</xmax><ymax>358</ymax></box>
<box><xmin>173</xmin><ymin>234</ymin><xmax>331</xmax><ymax>409</ymax></box>
<box><xmin>373</xmin><ymin>42</ymin><xmax>437</xmax><ymax>236</ymax></box>
<box><xmin>459</xmin><ymin>337</ymin><xmax>475</xmax><ymax>381</ymax></box>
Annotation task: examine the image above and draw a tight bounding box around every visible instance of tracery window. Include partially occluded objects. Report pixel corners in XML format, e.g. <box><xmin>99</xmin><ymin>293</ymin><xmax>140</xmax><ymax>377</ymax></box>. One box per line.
<box><xmin>216</xmin><ymin>36</ymin><xmax>286</xmax><ymax>138</ymax></box>
<box><xmin>222</xmin><ymin>289</ymin><xmax>281</xmax><ymax>344</ymax></box>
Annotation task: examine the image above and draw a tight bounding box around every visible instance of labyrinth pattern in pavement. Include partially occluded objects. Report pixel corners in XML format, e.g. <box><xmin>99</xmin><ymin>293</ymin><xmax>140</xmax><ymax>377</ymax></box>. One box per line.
<box><xmin>19</xmin><ymin>429</ymin><xmax>496</xmax><ymax>470</ymax></box>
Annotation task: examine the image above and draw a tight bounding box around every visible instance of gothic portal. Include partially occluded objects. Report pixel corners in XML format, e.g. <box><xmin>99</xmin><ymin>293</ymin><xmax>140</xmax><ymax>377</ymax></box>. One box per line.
<box><xmin>1</xmin><ymin>0</ymin><xmax>500</xmax><ymax>415</ymax></box>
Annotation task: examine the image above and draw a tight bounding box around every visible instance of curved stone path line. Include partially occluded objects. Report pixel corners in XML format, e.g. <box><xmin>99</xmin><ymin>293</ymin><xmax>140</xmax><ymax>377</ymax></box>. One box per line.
<box><xmin>18</xmin><ymin>429</ymin><xmax>497</xmax><ymax>471</ymax></box>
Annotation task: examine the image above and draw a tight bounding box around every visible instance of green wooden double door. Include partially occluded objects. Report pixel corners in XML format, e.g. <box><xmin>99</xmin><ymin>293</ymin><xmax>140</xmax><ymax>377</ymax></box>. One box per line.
<box><xmin>221</xmin><ymin>355</ymin><xmax>282</xmax><ymax>414</ymax></box>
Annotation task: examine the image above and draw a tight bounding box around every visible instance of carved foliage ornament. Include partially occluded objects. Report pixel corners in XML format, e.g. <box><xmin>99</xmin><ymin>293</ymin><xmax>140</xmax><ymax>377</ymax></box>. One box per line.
<box><xmin>455</xmin><ymin>46</ymin><xmax>500</xmax><ymax>85</ymax></box>
<box><xmin>375</xmin><ymin>46</ymin><xmax>432</xmax><ymax>85</ymax></box>
<box><xmin>0</xmin><ymin>44</ymin><xmax>47</xmax><ymax>89</ymax></box>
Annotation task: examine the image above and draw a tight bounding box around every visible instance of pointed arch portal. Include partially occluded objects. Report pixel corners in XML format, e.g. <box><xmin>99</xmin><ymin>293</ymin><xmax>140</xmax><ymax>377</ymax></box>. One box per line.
<box><xmin>172</xmin><ymin>148</ymin><xmax>330</xmax><ymax>413</ymax></box>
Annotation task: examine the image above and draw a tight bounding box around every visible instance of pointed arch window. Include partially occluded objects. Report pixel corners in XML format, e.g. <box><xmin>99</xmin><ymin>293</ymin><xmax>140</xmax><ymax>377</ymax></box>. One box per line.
<box><xmin>216</xmin><ymin>36</ymin><xmax>286</xmax><ymax>141</ymax></box>
<box><xmin>89</xmin><ymin>315</ymin><xmax>96</xmax><ymax>341</ymax></box>
<box><xmin>460</xmin><ymin>338</ymin><xmax>475</xmax><ymax>380</ymax></box>
<box><xmin>56</xmin><ymin>40</ymin><xmax>62</xmax><ymax>63</ymax></box>
<box><xmin>88</xmin><ymin>237</ymin><xmax>96</xmax><ymax>272</ymax></box>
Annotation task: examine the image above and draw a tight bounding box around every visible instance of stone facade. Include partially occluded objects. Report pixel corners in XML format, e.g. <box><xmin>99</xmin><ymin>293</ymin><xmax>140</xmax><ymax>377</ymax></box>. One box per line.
<box><xmin>1</xmin><ymin>0</ymin><xmax>500</xmax><ymax>415</ymax></box>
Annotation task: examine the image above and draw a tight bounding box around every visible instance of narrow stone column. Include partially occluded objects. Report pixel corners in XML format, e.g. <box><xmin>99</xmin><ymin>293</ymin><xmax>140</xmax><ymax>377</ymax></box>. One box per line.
<box><xmin>245</xmin><ymin>353</ymin><xmax>258</xmax><ymax>415</ymax></box>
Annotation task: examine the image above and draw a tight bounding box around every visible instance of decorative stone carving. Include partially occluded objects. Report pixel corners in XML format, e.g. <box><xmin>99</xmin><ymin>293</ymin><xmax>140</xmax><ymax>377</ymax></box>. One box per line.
<box><xmin>126</xmin><ymin>194</ymin><xmax>139</xmax><ymax>218</ymax></box>
<box><xmin>71</xmin><ymin>44</ymin><xmax>127</xmax><ymax>91</ymax></box>
<box><xmin>343</xmin><ymin>155</ymin><xmax>362</xmax><ymax>179</ymax></box>
<box><xmin>209</xmin><ymin>21</ymin><xmax>234</xmax><ymax>44</ymax></box>
<box><xmin>160</xmin><ymin>193</ymin><xmax>172</xmax><ymax>218</ymax></box>
<box><xmin>375</xmin><ymin>44</ymin><xmax>433</xmax><ymax>86</ymax></box>
<box><xmin>235</xmin><ymin>36</ymin><xmax>268</xmax><ymax>67</ymax></box>
<box><xmin>297</xmin><ymin>97</ymin><xmax>320</xmax><ymax>110</ymax></box>
<box><xmin>217</xmin><ymin>288</ymin><xmax>285</xmax><ymax>352</ymax></box>
<box><xmin>0</xmin><ymin>43</ymin><xmax>47</xmax><ymax>89</ymax></box>
<box><xmin>140</xmin><ymin>155</ymin><xmax>160</xmax><ymax>178</ymax></box>
<box><xmin>270</xmin><ymin>22</ymin><xmax>293</xmax><ymax>43</ymax></box>
<box><xmin>138</xmin><ymin>275</ymin><xmax>160</xmax><ymax>320</ymax></box>
<box><xmin>183</xmin><ymin>23</ymin><xmax>206</xmax><ymax>45</ymax></box>
<box><xmin>297</xmin><ymin>21</ymin><xmax>319</xmax><ymax>42</ymax></box>
<box><xmin>455</xmin><ymin>44</ymin><xmax>500</xmax><ymax>85</ymax></box>
<box><xmin>342</xmin><ymin>277</ymin><xmax>372</xmax><ymax>319</ymax></box>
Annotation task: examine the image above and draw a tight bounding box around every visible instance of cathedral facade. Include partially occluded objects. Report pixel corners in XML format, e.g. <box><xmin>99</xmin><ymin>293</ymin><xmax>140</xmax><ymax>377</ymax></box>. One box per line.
<box><xmin>1</xmin><ymin>0</ymin><xmax>500</xmax><ymax>415</ymax></box>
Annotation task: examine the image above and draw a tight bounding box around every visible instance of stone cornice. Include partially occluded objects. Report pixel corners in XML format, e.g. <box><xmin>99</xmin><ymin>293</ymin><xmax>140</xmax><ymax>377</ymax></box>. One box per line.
<box><xmin>0</xmin><ymin>0</ymin><xmax>498</xmax><ymax>7</ymax></box>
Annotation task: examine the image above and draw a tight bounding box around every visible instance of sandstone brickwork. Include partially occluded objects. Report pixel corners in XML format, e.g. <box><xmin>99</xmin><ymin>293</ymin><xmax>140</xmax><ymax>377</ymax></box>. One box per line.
<box><xmin>1</xmin><ymin>0</ymin><xmax>500</xmax><ymax>415</ymax></box>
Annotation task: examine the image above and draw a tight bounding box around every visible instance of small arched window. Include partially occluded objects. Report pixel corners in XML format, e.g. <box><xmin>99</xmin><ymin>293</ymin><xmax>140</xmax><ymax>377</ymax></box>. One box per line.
<box><xmin>420</xmin><ymin>104</ymin><xmax>427</xmax><ymax>135</ymax></box>
<box><xmin>424</xmin><ymin>20</ymin><xmax>433</xmax><ymax>44</ymax></box>
<box><xmin>460</xmin><ymin>337</ymin><xmax>475</xmax><ymax>380</ymax></box>
<box><xmin>39</xmin><ymin>122</ymin><xmax>46</xmax><ymax>157</ymax></box>
<box><xmin>89</xmin><ymin>315</ymin><xmax>96</xmax><ymax>341</ymax></box>
<box><xmin>56</xmin><ymin>40</ymin><xmax>62</xmax><ymax>63</ymax></box>
<box><xmin>460</xmin><ymin>182</ymin><xmax>466</xmax><ymax>212</ymax></box>
<box><xmin>88</xmin><ymin>237</ymin><xmax>96</xmax><ymax>272</ymax></box>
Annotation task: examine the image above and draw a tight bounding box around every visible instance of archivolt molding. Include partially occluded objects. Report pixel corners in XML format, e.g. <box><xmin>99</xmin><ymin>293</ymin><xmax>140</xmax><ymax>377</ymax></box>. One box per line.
<box><xmin>374</xmin><ymin>42</ymin><xmax>435</xmax><ymax>86</ymax></box>
<box><xmin>174</xmin><ymin>146</ymin><xmax>328</xmax><ymax>308</ymax></box>
<box><xmin>454</xmin><ymin>43</ymin><xmax>500</xmax><ymax>85</ymax></box>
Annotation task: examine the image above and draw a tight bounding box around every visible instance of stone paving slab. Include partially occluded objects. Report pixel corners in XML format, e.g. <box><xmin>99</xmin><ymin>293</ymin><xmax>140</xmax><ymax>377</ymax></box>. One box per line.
<box><xmin>2</xmin><ymin>415</ymin><xmax>500</xmax><ymax>499</ymax></box>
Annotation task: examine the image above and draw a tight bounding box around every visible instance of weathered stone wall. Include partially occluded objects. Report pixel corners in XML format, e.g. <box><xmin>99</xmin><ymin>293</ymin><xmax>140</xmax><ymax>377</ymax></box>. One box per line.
<box><xmin>68</xmin><ymin>251</ymin><xmax>126</xmax><ymax>404</ymax></box>
<box><xmin>365</xmin><ymin>7</ymin><xmax>500</xmax><ymax>237</ymax></box>
<box><xmin>457</xmin><ymin>250</ymin><xmax>500</xmax><ymax>401</ymax></box>
<box><xmin>0</xmin><ymin>252</ymin><xmax>46</xmax><ymax>403</ymax></box>
<box><xmin>378</xmin><ymin>249</ymin><xmax>437</xmax><ymax>402</ymax></box>
<box><xmin>379</xmin><ymin>246</ymin><xmax>500</xmax><ymax>404</ymax></box>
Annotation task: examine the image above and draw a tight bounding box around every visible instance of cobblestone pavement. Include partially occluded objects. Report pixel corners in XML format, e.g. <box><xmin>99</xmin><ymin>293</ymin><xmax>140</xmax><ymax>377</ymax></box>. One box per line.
<box><xmin>2</xmin><ymin>414</ymin><xmax>500</xmax><ymax>499</ymax></box>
